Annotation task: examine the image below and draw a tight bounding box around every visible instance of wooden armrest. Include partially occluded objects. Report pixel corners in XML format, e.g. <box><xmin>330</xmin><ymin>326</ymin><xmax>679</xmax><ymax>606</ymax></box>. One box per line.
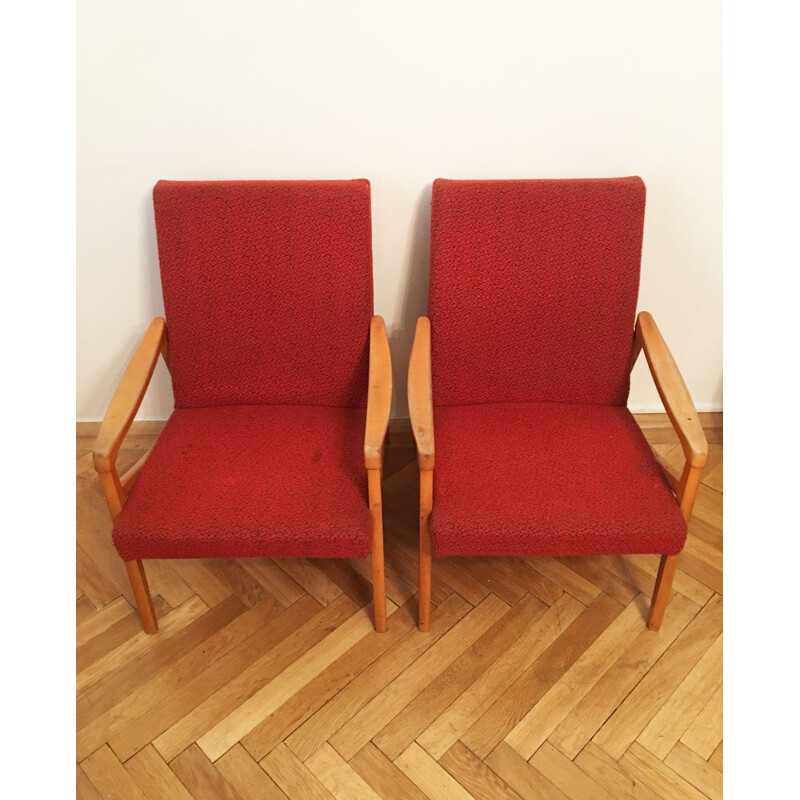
<box><xmin>408</xmin><ymin>316</ymin><xmax>435</xmax><ymax>470</ymax></box>
<box><xmin>93</xmin><ymin>317</ymin><xmax>166</xmax><ymax>474</ymax></box>
<box><xmin>364</xmin><ymin>316</ymin><xmax>392</xmax><ymax>470</ymax></box>
<box><xmin>634</xmin><ymin>311</ymin><xmax>708</xmax><ymax>469</ymax></box>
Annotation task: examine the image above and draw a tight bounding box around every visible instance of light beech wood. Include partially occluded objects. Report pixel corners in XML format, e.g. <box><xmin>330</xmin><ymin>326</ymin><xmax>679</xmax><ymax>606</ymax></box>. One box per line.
<box><xmin>634</xmin><ymin>312</ymin><xmax>708</xmax><ymax>470</ymax></box>
<box><xmin>362</xmin><ymin>321</ymin><xmax>393</xmax><ymax>627</ymax></box>
<box><xmin>647</xmin><ymin>553</ymin><xmax>680</xmax><ymax>631</ymax></box>
<box><xmin>93</xmin><ymin>318</ymin><xmax>166</xmax><ymax>634</ymax></box>
<box><xmin>77</xmin><ymin>427</ymin><xmax>722</xmax><ymax>800</ymax></box>
<box><xmin>93</xmin><ymin>315</ymin><xmax>390</xmax><ymax>634</ymax></box>
<box><xmin>368</xmin><ymin>468</ymin><xmax>387</xmax><ymax>633</ymax></box>
<box><xmin>125</xmin><ymin>559</ymin><xmax>158</xmax><ymax>634</ymax></box>
<box><xmin>407</xmin><ymin>316</ymin><xmax>434</xmax><ymax>470</ymax></box>
<box><xmin>93</xmin><ymin>317</ymin><xmax>166</xmax><ymax>479</ymax></box>
<box><xmin>364</xmin><ymin>315</ymin><xmax>392</xmax><ymax>470</ymax></box>
<box><xmin>409</xmin><ymin>311</ymin><xmax>709</xmax><ymax>634</ymax></box>
<box><xmin>418</xmin><ymin>469</ymin><xmax>433</xmax><ymax>631</ymax></box>
<box><xmin>634</xmin><ymin>312</ymin><xmax>708</xmax><ymax>630</ymax></box>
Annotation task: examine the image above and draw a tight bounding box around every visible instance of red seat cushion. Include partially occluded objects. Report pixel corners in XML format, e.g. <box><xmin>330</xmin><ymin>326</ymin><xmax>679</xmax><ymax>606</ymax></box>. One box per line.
<box><xmin>154</xmin><ymin>180</ymin><xmax>373</xmax><ymax>409</ymax></box>
<box><xmin>430</xmin><ymin>403</ymin><xmax>686</xmax><ymax>557</ymax></box>
<box><xmin>429</xmin><ymin>178</ymin><xmax>646</xmax><ymax>406</ymax></box>
<box><xmin>112</xmin><ymin>405</ymin><xmax>371</xmax><ymax>561</ymax></box>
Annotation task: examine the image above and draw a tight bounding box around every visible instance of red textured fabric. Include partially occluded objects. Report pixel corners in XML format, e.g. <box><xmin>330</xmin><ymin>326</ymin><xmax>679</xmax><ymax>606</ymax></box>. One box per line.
<box><xmin>429</xmin><ymin>178</ymin><xmax>646</xmax><ymax>406</ymax></box>
<box><xmin>113</xmin><ymin>405</ymin><xmax>371</xmax><ymax>561</ymax></box>
<box><xmin>154</xmin><ymin>180</ymin><xmax>373</xmax><ymax>408</ymax></box>
<box><xmin>430</xmin><ymin>403</ymin><xmax>686</xmax><ymax>557</ymax></box>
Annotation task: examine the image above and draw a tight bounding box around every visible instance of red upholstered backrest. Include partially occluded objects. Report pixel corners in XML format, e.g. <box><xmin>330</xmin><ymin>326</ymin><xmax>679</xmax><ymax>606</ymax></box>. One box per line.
<box><xmin>154</xmin><ymin>180</ymin><xmax>373</xmax><ymax>408</ymax></box>
<box><xmin>429</xmin><ymin>177</ymin><xmax>646</xmax><ymax>406</ymax></box>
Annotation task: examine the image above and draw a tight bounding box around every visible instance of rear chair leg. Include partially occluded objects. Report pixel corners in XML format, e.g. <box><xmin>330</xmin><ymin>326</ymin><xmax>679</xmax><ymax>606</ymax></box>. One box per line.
<box><xmin>125</xmin><ymin>559</ymin><xmax>158</xmax><ymax>634</ymax></box>
<box><xmin>647</xmin><ymin>553</ymin><xmax>679</xmax><ymax>631</ymax></box>
<box><xmin>419</xmin><ymin>470</ymin><xmax>433</xmax><ymax>631</ymax></box>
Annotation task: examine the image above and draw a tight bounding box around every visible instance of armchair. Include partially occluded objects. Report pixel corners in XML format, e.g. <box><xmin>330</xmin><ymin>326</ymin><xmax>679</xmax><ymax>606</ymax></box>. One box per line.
<box><xmin>94</xmin><ymin>180</ymin><xmax>391</xmax><ymax>633</ymax></box>
<box><xmin>409</xmin><ymin>177</ymin><xmax>706</xmax><ymax>632</ymax></box>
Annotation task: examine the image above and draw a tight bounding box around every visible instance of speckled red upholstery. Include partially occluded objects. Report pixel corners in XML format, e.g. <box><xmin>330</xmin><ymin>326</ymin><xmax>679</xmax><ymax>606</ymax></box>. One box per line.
<box><xmin>429</xmin><ymin>178</ymin><xmax>646</xmax><ymax>406</ymax></box>
<box><xmin>428</xmin><ymin>178</ymin><xmax>684</xmax><ymax>559</ymax></box>
<box><xmin>154</xmin><ymin>180</ymin><xmax>372</xmax><ymax>408</ymax></box>
<box><xmin>113</xmin><ymin>405</ymin><xmax>371</xmax><ymax>560</ymax></box>
<box><xmin>113</xmin><ymin>180</ymin><xmax>375</xmax><ymax>562</ymax></box>
<box><xmin>430</xmin><ymin>403</ymin><xmax>686</xmax><ymax>557</ymax></box>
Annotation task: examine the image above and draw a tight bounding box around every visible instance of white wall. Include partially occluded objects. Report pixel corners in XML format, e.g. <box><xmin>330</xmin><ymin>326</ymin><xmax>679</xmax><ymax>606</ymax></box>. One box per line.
<box><xmin>77</xmin><ymin>0</ymin><xmax>721</xmax><ymax>420</ymax></box>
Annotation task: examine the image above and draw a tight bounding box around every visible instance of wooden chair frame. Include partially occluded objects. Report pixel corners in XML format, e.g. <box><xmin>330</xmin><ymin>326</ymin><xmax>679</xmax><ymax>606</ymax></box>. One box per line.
<box><xmin>93</xmin><ymin>315</ymin><xmax>392</xmax><ymax>634</ymax></box>
<box><xmin>408</xmin><ymin>311</ymin><xmax>708</xmax><ymax>632</ymax></box>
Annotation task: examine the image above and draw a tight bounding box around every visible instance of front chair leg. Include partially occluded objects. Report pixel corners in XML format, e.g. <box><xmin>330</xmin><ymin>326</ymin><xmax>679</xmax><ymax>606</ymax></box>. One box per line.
<box><xmin>368</xmin><ymin>469</ymin><xmax>387</xmax><ymax>633</ymax></box>
<box><xmin>419</xmin><ymin>470</ymin><xmax>433</xmax><ymax>631</ymax></box>
<box><xmin>125</xmin><ymin>559</ymin><xmax>158</xmax><ymax>634</ymax></box>
<box><xmin>647</xmin><ymin>553</ymin><xmax>679</xmax><ymax>631</ymax></box>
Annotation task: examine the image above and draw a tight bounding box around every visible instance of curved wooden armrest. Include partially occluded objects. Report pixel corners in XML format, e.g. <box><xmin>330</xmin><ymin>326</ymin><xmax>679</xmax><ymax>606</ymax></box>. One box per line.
<box><xmin>93</xmin><ymin>317</ymin><xmax>166</xmax><ymax>477</ymax></box>
<box><xmin>634</xmin><ymin>311</ymin><xmax>708</xmax><ymax>470</ymax></box>
<box><xmin>364</xmin><ymin>316</ymin><xmax>392</xmax><ymax>470</ymax></box>
<box><xmin>408</xmin><ymin>316</ymin><xmax>435</xmax><ymax>471</ymax></box>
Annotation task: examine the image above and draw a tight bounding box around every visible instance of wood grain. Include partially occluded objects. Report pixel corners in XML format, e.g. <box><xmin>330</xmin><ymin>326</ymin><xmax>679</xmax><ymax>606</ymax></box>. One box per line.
<box><xmin>77</xmin><ymin>421</ymin><xmax>723</xmax><ymax>800</ymax></box>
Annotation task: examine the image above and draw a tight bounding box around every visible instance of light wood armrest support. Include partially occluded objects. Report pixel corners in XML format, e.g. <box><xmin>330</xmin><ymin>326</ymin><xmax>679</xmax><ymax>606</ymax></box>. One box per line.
<box><xmin>632</xmin><ymin>312</ymin><xmax>708</xmax><ymax>524</ymax></box>
<box><xmin>93</xmin><ymin>318</ymin><xmax>166</xmax><ymax>516</ymax></box>
<box><xmin>634</xmin><ymin>312</ymin><xmax>708</xmax><ymax>469</ymax></box>
<box><xmin>364</xmin><ymin>316</ymin><xmax>392</xmax><ymax>470</ymax></box>
<box><xmin>408</xmin><ymin>316</ymin><xmax>435</xmax><ymax>471</ymax></box>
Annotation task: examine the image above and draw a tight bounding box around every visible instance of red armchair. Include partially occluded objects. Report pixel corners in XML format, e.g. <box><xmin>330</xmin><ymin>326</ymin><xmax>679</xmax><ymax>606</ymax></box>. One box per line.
<box><xmin>408</xmin><ymin>177</ymin><xmax>707</xmax><ymax>632</ymax></box>
<box><xmin>93</xmin><ymin>180</ymin><xmax>391</xmax><ymax>633</ymax></box>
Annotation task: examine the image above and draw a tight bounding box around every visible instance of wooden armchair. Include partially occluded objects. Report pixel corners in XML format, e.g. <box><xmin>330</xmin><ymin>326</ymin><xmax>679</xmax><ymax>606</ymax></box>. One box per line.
<box><xmin>93</xmin><ymin>180</ymin><xmax>391</xmax><ymax>633</ymax></box>
<box><xmin>408</xmin><ymin>177</ymin><xmax>707</xmax><ymax>632</ymax></box>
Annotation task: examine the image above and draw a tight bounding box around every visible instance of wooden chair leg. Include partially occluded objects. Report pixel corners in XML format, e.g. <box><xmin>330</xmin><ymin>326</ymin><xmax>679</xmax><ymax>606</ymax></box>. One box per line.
<box><xmin>419</xmin><ymin>469</ymin><xmax>433</xmax><ymax>631</ymax></box>
<box><xmin>647</xmin><ymin>553</ymin><xmax>679</xmax><ymax>631</ymax></box>
<box><xmin>125</xmin><ymin>559</ymin><xmax>158</xmax><ymax>634</ymax></box>
<box><xmin>368</xmin><ymin>469</ymin><xmax>387</xmax><ymax>633</ymax></box>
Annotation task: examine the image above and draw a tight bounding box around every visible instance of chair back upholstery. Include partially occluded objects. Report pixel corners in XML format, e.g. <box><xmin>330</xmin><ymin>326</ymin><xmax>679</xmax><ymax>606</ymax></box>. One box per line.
<box><xmin>429</xmin><ymin>177</ymin><xmax>646</xmax><ymax>406</ymax></box>
<box><xmin>154</xmin><ymin>180</ymin><xmax>373</xmax><ymax>408</ymax></box>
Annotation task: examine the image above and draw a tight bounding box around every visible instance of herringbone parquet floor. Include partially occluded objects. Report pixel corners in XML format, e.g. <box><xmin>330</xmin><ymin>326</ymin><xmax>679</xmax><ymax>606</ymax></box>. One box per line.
<box><xmin>76</xmin><ymin>417</ymin><xmax>723</xmax><ymax>799</ymax></box>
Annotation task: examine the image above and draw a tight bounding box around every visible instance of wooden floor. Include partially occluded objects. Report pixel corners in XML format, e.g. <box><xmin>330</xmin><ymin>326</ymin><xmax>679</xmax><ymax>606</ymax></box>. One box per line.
<box><xmin>77</xmin><ymin>418</ymin><xmax>723</xmax><ymax>800</ymax></box>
